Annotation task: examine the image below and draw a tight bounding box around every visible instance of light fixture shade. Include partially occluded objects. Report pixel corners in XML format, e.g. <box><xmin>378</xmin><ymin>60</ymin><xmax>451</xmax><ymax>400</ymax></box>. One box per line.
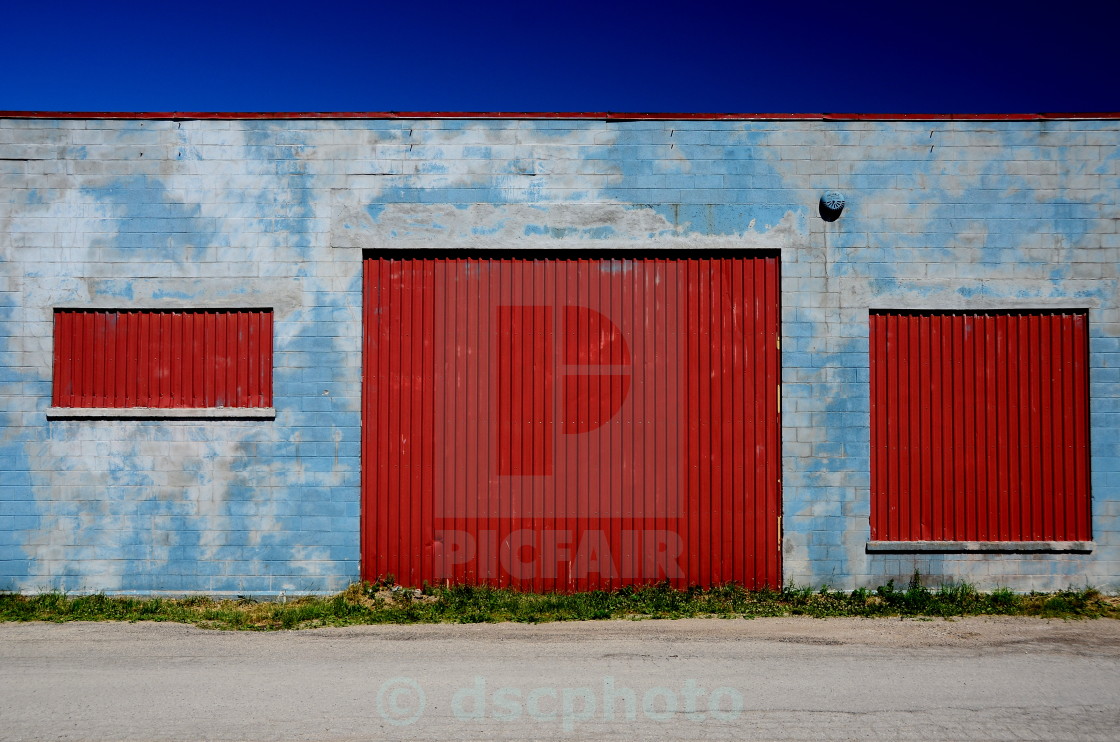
<box><xmin>820</xmin><ymin>191</ymin><xmax>845</xmax><ymax>221</ymax></box>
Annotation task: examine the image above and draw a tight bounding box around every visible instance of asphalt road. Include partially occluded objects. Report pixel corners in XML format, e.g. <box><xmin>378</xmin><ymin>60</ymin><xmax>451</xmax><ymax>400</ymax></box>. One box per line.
<box><xmin>1</xmin><ymin>617</ymin><xmax>1119</xmax><ymax>741</ymax></box>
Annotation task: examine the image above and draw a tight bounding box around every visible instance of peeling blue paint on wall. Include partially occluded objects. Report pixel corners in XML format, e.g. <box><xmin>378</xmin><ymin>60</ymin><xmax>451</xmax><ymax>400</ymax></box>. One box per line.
<box><xmin>1</xmin><ymin>116</ymin><xmax>1117</xmax><ymax>594</ymax></box>
<box><xmin>82</xmin><ymin>175</ymin><xmax>224</xmax><ymax>260</ymax></box>
<box><xmin>0</xmin><ymin>291</ymin><xmax>40</xmax><ymax>590</ymax></box>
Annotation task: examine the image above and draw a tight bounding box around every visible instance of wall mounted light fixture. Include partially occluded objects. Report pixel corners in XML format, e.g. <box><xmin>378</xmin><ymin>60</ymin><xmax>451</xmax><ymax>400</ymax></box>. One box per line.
<box><xmin>820</xmin><ymin>191</ymin><xmax>845</xmax><ymax>222</ymax></box>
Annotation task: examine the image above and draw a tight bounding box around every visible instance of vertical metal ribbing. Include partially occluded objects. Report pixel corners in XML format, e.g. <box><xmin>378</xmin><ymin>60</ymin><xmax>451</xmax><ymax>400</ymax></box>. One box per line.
<box><xmin>53</xmin><ymin>309</ymin><xmax>271</xmax><ymax>409</ymax></box>
<box><xmin>363</xmin><ymin>253</ymin><xmax>782</xmax><ymax>590</ymax></box>
<box><xmin>871</xmin><ymin>310</ymin><xmax>1091</xmax><ymax>542</ymax></box>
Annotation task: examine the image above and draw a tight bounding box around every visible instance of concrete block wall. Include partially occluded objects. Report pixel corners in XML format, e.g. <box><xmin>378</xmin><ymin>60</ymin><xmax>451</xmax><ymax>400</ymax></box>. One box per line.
<box><xmin>0</xmin><ymin>119</ymin><xmax>363</xmax><ymax>595</ymax></box>
<box><xmin>1</xmin><ymin>116</ymin><xmax>1116</xmax><ymax>593</ymax></box>
<box><xmin>779</xmin><ymin>121</ymin><xmax>1120</xmax><ymax>592</ymax></box>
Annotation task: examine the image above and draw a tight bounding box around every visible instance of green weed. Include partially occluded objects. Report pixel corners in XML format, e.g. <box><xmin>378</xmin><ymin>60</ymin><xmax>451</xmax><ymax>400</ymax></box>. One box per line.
<box><xmin>0</xmin><ymin>578</ymin><xmax>1115</xmax><ymax>630</ymax></box>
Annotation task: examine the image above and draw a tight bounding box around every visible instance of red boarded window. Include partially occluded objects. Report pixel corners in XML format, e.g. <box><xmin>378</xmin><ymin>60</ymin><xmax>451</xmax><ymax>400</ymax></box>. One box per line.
<box><xmin>870</xmin><ymin>310</ymin><xmax>1091</xmax><ymax>542</ymax></box>
<box><xmin>53</xmin><ymin>309</ymin><xmax>273</xmax><ymax>409</ymax></box>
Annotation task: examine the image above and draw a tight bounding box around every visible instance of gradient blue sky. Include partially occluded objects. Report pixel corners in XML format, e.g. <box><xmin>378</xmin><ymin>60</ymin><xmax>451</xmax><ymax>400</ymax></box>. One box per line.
<box><xmin>1</xmin><ymin>0</ymin><xmax>1114</xmax><ymax>113</ymax></box>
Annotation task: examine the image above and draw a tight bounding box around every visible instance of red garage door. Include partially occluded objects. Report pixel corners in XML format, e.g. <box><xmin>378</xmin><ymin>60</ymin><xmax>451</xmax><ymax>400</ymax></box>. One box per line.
<box><xmin>362</xmin><ymin>253</ymin><xmax>781</xmax><ymax>590</ymax></box>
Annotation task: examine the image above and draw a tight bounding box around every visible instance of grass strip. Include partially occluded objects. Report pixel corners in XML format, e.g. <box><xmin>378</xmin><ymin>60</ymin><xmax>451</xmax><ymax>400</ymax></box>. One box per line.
<box><xmin>1</xmin><ymin>575</ymin><xmax>1116</xmax><ymax>631</ymax></box>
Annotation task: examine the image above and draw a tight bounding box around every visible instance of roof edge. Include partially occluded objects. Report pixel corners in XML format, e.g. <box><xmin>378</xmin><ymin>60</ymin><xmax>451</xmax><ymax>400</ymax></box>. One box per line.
<box><xmin>1</xmin><ymin>111</ymin><xmax>1119</xmax><ymax>122</ymax></box>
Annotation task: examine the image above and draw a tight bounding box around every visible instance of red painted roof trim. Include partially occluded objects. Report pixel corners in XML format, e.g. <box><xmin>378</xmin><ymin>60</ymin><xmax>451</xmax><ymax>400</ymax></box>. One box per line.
<box><xmin>1</xmin><ymin>111</ymin><xmax>1118</xmax><ymax>121</ymax></box>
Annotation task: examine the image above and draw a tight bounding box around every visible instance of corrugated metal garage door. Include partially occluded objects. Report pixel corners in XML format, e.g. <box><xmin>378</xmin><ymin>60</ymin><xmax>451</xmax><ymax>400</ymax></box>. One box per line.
<box><xmin>362</xmin><ymin>253</ymin><xmax>781</xmax><ymax>590</ymax></box>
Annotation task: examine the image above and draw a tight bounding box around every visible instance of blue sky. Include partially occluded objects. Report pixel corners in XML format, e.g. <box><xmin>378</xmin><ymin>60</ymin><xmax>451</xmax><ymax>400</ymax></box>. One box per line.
<box><xmin>0</xmin><ymin>0</ymin><xmax>1114</xmax><ymax>113</ymax></box>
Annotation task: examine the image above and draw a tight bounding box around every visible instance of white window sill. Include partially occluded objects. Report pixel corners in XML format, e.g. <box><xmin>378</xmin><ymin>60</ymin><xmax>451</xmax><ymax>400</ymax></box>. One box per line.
<box><xmin>866</xmin><ymin>541</ymin><xmax>1094</xmax><ymax>554</ymax></box>
<box><xmin>46</xmin><ymin>407</ymin><xmax>276</xmax><ymax>420</ymax></box>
